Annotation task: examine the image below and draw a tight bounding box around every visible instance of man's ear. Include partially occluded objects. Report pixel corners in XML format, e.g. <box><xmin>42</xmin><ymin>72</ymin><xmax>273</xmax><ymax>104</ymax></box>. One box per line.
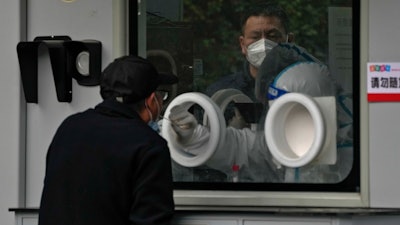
<box><xmin>287</xmin><ymin>32</ymin><xmax>295</xmax><ymax>43</ymax></box>
<box><xmin>239</xmin><ymin>35</ymin><xmax>247</xmax><ymax>55</ymax></box>
<box><xmin>145</xmin><ymin>92</ymin><xmax>157</xmax><ymax>107</ymax></box>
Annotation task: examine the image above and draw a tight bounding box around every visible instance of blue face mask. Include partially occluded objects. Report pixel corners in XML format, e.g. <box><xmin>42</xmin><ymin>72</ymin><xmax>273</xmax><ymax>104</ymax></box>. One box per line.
<box><xmin>148</xmin><ymin>120</ymin><xmax>160</xmax><ymax>132</ymax></box>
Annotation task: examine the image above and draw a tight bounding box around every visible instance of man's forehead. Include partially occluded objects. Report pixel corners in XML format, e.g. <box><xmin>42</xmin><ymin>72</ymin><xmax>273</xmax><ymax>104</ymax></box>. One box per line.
<box><xmin>244</xmin><ymin>15</ymin><xmax>285</xmax><ymax>32</ymax></box>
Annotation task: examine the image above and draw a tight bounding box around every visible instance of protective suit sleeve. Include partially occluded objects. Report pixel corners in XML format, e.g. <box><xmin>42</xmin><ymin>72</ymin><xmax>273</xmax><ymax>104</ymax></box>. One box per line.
<box><xmin>205</xmin><ymin>127</ymin><xmax>257</xmax><ymax>174</ymax></box>
<box><xmin>175</xmin><ymin>124</ymin><xmax>211</xmax><ymax>155</ymax></box>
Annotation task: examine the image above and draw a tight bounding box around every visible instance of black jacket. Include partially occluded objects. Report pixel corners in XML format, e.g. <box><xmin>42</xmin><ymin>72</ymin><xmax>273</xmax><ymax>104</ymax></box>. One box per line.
<box><xmin>205</xmin><ymin>61</ymin><xmax>256</xmax><ymax>101</ymax></box>
<box><xmin>39</xmin><ymin>99</ymin><xmax>174</xmax><ymax>225</ymax></box>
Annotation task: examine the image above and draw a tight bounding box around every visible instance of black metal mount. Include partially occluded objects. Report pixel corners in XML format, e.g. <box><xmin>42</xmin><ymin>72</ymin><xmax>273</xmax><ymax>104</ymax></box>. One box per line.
<box><xmin>17</xmin><ymin>36</ymin><xmax>102</xmax><ymax>103</ymax></box>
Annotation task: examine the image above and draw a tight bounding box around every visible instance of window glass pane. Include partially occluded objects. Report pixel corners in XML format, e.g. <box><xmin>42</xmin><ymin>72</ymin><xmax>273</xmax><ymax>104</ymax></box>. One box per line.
<box><xmin>141</xmin><ymin>0</ymin><xmax>358</xmax><ymax>190</ymax></box>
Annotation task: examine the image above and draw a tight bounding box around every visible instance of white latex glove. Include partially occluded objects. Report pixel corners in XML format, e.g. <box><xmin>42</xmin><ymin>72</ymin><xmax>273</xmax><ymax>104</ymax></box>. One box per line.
<box><xmin>228</xmin><ymin>107</ymin><xmax>247</xmax><ymax>129</ymax></box>
<box><xmin>168</xmin><ymin>105</ymin><xmax>198</xmax><ymax>144</ymax></box>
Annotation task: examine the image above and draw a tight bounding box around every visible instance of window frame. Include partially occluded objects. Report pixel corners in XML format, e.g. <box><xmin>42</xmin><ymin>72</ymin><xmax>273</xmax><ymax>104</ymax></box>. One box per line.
<box><xmin>128</xmin><ymin>0</ymin><xmax>369</xmax><ymax>208</ymax></box>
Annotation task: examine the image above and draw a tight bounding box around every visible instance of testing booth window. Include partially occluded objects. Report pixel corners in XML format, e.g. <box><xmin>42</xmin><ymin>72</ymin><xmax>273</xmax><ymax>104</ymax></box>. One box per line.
<box><xmin>130</xmin><ymin>0</ymin><xmax>359</xmax><ymax>192</ymax></box>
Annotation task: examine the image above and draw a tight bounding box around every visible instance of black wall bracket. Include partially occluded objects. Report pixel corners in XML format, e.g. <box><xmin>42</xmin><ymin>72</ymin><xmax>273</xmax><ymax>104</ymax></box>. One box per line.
<box><xmin>17</xmin><ymin>36</ymin><xmax>102</xmax><ymax>103</ymax></box>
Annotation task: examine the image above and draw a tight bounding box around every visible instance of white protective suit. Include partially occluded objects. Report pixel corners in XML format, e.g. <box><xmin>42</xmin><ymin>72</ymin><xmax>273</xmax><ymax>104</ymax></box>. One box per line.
<box><xmin>168</xmin><ymin>43</ymin><xmax>353</xmax><ymax>183</ymax></box>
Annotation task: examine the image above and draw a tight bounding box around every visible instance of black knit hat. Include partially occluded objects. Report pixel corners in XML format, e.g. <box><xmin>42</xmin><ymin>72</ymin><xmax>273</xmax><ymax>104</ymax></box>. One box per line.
<box><xmin>100</xmin><ymin>55</ymin><xmax>178</xmax><ymax>103</ymax></box>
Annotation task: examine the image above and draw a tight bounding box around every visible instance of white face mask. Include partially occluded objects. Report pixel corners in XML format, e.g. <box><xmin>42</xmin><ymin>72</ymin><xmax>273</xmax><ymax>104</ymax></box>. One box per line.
<box><xmin>246</xmin><ymin>38</ymin><xmax>278</xmax><ymax>68</ymax></box>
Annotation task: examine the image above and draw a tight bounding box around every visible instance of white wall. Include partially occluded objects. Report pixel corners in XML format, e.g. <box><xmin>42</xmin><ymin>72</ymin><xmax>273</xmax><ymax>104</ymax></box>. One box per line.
<box><xmin>0</xmin><ymin>0</ymin><xmax>26</xmax><ymax>224</ymax></box>
<box><xmin>0</xmin><ymin>0</ymin><xmax>127</xmax><ymax>223</ymax></box>
<box><xmin>24</xmin><ymin>0</ymin><xmax>114</xmax><ymax>207</ymax></box>
<box><xmin>368</xmin><ymin>0</ymin><xmax>400</xmax><ymax>208</ymax></box>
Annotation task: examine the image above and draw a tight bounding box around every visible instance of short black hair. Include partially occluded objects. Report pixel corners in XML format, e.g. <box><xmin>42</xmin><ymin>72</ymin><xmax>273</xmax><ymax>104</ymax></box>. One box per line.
<box><xmin>240</xmin><ymin>2</ymin><xmax>289</xmax><ymax>34</ymax></box>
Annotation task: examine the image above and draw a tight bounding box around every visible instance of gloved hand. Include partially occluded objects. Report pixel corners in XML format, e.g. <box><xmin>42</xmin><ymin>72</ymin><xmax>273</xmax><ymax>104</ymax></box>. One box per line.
<box><xmin>168</xmin><ymin>105</ymin><xmax>198</xmax><ymax>144</ymax></box>
<box><xmin>228</xmin><ymin>107</ymin><xmax>247</xmax><ymax>129</ymax></box>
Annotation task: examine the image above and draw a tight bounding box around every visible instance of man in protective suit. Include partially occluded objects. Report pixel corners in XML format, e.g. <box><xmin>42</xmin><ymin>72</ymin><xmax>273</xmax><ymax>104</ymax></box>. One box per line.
<box><xmin>167</xmin><ymin>43</ymin><xmax>353</xmax><ymax>183</ymax></box>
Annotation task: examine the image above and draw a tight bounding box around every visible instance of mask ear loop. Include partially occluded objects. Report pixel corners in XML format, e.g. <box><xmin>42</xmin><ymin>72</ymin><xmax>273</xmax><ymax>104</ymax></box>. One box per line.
<box><xmin>144</xmin><ymin>100</ymin><xmax>153</xmax><ymax>122</ymax></box>
<box><xmin>153</xmin><ymin>94</ymin><xmax>161</xmax><ymax>120</ymax></box>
